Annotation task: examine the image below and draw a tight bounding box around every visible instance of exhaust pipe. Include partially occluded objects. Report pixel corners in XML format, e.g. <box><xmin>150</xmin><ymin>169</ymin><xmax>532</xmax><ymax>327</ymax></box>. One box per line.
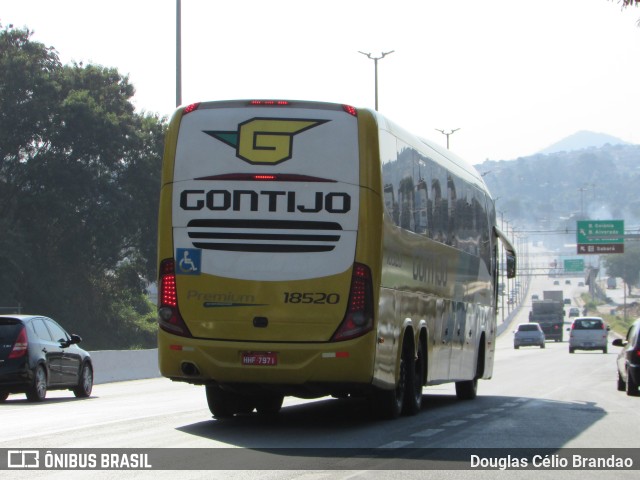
<box><xmin>181</xmin><ymin>362</ymin><xmax>200</xmax><ymax>376</ymax></box>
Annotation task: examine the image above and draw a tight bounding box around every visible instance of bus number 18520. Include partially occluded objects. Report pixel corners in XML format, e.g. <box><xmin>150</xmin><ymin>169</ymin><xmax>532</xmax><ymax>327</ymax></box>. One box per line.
<box><xmin>283</xmin><ymin>292</ymin><xmax>340</xmax><ymax>304</ymax></box>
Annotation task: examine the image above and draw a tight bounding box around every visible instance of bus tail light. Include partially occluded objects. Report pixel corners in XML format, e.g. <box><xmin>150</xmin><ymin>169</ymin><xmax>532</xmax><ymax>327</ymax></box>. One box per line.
<box><xmin>331</xmin><ymin>263</ymin><xmax>374</xmax><ymax>342</ymax></box>
<box><xmin>183</xmin><ymin>103</ymin><xmax>200</xmax><ymax>115</ymax></box>
<box><xmin>158</xmin><ymin>258</ymin><xmax>193</xmax><ymax>337</ymax></box>
<box><xmin>342</xmin><ymin>104</ymin><xmax>358</xmax><ymax>116</ymax></box>
<box><xmin>250</xmin><ymin>100</ymin><xmax>289</xmax><ymax>106</ymax></box>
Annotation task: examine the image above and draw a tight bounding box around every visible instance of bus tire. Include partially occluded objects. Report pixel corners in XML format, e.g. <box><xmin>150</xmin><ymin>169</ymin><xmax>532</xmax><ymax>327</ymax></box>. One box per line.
<box><xmin>455</xmin><ymin>378</ymin><xmax>477</xmax><ymax>400</ymax></box>
<box><xmin>206</xmin><ymin>385</ymin><xmax>236</xmax><ymax>418</ymax></box>
<box><xmin>256</xmin><ymin>395</ymin><xmax>284</xmax><ymax>415</ymax></box>
<box><xmin>456</xmin><ymin>344</ymin><xmax>480</xmax><ymax>401</ymax></box>
<box><xmin>403</xmin><ymin>339</ymin><xmax>424</xmax><ymax>416</ymax></box>
<box><xmin>371</xmin><ymin>338</ymin><xmax>412</xmax><ymax>420</ymax></box>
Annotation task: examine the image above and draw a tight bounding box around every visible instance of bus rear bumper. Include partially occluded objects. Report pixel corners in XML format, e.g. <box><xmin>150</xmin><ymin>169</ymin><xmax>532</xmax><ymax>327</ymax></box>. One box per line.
<box><xmin>158</xmin><ymin>330</ymin><xmax>375</xmax><ymax>394</ymax></box>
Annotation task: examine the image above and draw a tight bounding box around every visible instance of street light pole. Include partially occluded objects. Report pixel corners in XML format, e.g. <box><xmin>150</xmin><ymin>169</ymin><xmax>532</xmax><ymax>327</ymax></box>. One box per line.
<box><xmin>176</xmin><ymin>0</ymin><xmax>182</xmax><ymax>107</ymax></box>
<box><xmin>358</xmin><ymin>50</ymin><xmax>394</xmax><ymax>111</ymax></box>
<box><xmin>435</xmin><ymin>128</ymin><xmax>460</xmax><ymax>149</ymax></box>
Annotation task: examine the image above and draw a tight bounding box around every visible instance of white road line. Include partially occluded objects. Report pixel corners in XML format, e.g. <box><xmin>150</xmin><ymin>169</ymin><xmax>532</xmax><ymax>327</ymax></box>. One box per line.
<box><xmin>466</xmin><ymin>413</ymin><xmax>488</xmax><ymax>419</ymax></box>
<box><xmin>411</xmin><ymin>428</ymin><xmax>445</xmax><ymax>437</ymax></box>
<box><xmin>379</xmin><ymin>440</ymin><xmax>414</xmax><ymax>448</ymax></box>
<box><xmin>441</xmin><ymin>420</ymin><xmax>467</xmax><ymax>427</ymax></box>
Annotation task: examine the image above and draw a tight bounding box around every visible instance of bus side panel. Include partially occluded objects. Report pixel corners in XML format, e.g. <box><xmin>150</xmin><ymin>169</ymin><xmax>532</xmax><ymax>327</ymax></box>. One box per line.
<box><xmin>353</xmin><ymin>110</ymin><xmax>392</xmax><ymax>388</ymax></box>
<box><xmin>373</xmin><ymin>119</ymin><xmax>497</xmax><ymax>390</ymax></box>
<box><xmin>157</xmin><ymin>110</ymin><xmax>183</xmax><ymax>264</ymax></box>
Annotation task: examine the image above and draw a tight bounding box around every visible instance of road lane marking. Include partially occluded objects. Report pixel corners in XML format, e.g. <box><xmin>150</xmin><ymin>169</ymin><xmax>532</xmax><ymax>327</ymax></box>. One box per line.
<box><xmin>411</xmin><ymin>428</ymin><xmax>445</xmax><ymax>437</ymax></box>
<box><xmin>379</xmin><ymin>440</ymin><xmax>414</xmax><ymax>448</ymax></box>
<box><xmin>441</xmin><ymin>420</ymin><xmax>467</xmax><ymax>427</ymax></box>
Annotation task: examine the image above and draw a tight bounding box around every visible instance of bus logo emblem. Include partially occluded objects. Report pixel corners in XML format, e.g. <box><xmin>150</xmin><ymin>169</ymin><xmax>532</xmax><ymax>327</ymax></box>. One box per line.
<box><xmin>204</xmin><ymin>118</ymin><xmax>328</xmax><ymax>165</ymax></box>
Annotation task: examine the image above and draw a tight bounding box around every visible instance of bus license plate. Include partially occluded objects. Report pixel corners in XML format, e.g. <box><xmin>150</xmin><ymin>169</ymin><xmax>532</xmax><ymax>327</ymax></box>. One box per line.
<box><xmin>242</xmin><ymin>351</ymin><xmax>277</xmax><ymax>366</ymax></box>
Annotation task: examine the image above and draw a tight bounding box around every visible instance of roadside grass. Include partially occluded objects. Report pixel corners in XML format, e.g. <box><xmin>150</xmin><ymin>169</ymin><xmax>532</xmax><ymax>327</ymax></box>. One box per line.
<box><xmin>581</xmin><ymin>293</ymin><xmax>636</xmax><ymax>337</ymax></box>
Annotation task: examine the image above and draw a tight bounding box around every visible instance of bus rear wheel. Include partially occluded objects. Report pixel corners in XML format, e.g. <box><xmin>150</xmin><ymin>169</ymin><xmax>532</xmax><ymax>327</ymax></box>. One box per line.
<box><xmin>256</xmin><ymin>395</ymin><xmax>284</xmax><ymax>415</ymax></box>
<box><xmin>206</xmin><ymin>385</ymin><xmax>238</xmax><ymax>418</ymax></box>
<box><xmin>455</xmin><ymin>378</ymin><xmax>477</xmax><ymax>400</ymax></box>
<box><xmin>371</xmin><ymin>336</ymin><xmax>415</xmax><ymax>420</ymax></box>
<box><xmin>403</xmin><ymin>340</ymin><xmax>424</xmax><ymax>415</ymax></box>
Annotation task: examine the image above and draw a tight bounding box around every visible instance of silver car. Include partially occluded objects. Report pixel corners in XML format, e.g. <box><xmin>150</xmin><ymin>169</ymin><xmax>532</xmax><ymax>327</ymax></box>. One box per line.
<box><xmin>568</xmin><ymin>317</ymin><xmax>609</xmax><ymax>354</ymax></box>
<box><xmin>514</xmin><ymin>323</ymin><xmax>546</xmax><ymax>349</ymax></box>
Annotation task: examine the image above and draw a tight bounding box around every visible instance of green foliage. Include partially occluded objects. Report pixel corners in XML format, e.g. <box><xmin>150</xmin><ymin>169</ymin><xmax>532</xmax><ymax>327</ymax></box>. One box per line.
<box><xmin>0</xmin><ymin>25</ymin><xmax>166</xmax><ymax>349</ymax></box>
<box><xmin>580</xmin><ymin>293</ymin><xmax>637</xmax><ymax>337</ymax></box>
<box><xmin>601</xmin><ymin>243</ymin><xmax>640</xmax><ymax>295</ymax></box>
<box><xmin>604</xmin><ymin>312</ymin><xmax>635</xmax><ymax>337</ymax></box>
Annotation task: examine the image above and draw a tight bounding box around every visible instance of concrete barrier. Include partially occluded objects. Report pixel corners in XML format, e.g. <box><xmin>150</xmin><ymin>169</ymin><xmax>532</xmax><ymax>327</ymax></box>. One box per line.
<box><xmin>89</xmin><ymin>348</ymin><xmax>160</xmax><ymax>385</ymax></box>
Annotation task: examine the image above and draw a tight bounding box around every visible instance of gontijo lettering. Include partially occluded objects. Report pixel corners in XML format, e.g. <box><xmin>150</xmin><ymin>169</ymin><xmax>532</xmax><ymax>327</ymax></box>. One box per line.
<box><xmin>180</xmin><ymin>189</ymin><xmax>351</xmax><ymax>213</ymax></box>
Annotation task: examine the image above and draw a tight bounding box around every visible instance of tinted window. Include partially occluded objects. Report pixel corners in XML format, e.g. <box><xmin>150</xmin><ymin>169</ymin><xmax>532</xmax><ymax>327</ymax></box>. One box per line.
<box><xmin>518</xmin><ymin>324</ymin><xmax>539</xmax><ymax>332</ymax></box>
<box><xmin>574</xmin><ymin>319</ymin><xmax>603</xmax><ymax>330</ymax></box>
<box><xmin>0</xmin><ymin>319</ymin><xmax>22</xmax><ymax>343</ymax></box>
<box><xmin>44</xmin><ymin>319</ymin><xmax>69</xmax><ymax>343</ymax></box>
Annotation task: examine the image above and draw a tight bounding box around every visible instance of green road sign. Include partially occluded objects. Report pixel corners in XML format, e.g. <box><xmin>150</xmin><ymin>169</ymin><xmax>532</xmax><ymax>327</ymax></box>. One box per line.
<box><xmin>564</xmin><ymin>259</ymin><xmax>584</xmax><ymax>272</ymax></box>
<box><xmin>576</xmin><ymin>220</ymin><xmax>624</xmax><ymax>244</ymax></box>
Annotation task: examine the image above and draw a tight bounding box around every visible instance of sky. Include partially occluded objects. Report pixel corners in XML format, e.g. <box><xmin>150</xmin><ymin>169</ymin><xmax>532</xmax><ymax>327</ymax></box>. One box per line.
<box><xmin>2</xmin><ymin>0</ymin><xmax>640</xmax><ymax>165</ymax></box>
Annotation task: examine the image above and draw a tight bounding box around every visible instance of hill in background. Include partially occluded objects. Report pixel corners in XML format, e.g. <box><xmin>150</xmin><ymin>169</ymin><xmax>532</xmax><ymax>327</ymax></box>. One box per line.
<box><xmin>538</xmin><ymin>130</ymin><xmax>630</xmax><ymax>155</ymax></box>
<box><xmin>475</xmin><ymin>133</ymin><xmax>640</xmax><ymax>251</ymax></box>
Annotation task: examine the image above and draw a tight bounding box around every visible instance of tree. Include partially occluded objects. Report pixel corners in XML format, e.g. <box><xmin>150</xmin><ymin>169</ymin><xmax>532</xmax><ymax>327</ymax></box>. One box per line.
<box><xmin>601</xmin><ymin>244</ymin><xmax>640</xmax><ymax>296</ymax></box>
<box><xmin>614</xmin><ymin>0</ymin><xmax>640</xmax><ymax>24</ymax></box>
<box><xmin>0</xmin><ymin>25</ymin><xmax>166</xmax><ymax>348</ymax></box>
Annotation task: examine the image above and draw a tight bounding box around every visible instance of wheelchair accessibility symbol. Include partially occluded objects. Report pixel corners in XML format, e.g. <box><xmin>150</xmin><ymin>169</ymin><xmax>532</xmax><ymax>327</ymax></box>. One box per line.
<box><xmin>176</xmin><ymin>248</ymin><xmax>201</xmax><ymax>275</ymax></box>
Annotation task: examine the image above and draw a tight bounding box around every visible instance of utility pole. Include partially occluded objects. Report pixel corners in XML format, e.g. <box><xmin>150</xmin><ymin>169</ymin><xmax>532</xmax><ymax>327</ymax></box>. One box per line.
<box><xmin>435</xmin><ymin>128</ymin><xmax>460</xmax><ymax>149</ymax></box>
<box><xmin>358</xmin><ymin>50</ymin><xmax>394</xmax><ymax>111</ymax></box>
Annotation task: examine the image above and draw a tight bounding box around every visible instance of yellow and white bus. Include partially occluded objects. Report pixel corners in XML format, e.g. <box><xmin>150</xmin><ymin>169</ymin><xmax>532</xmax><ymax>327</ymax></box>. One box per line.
<box><xmin>157</xmin><ymin>100</ymin><xmax>516</xmax><ymax>419</ymax></box>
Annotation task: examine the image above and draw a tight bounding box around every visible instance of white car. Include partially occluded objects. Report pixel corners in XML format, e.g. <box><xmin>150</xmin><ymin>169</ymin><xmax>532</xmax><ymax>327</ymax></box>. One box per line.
<box><xmin>568</xmin><ymin>317</ymin><xmax>609</xmax><ymax>354</ymax></box>
<box><xmin>514</xmin><ymin>323</ymin><xmax>545</xmax><ymax>349</ymax></box>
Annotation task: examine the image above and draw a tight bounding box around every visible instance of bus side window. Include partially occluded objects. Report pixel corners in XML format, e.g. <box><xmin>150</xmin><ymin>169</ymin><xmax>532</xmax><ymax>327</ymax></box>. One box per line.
<box><xmin>447</xmin><ymin>175</ymin><xmax>457</xmax><ymax>247</ymax></box>
<box><xmin>415</xmin><ymin>179</ymin><xmax>429</xmax><ymax>235</ymax></box>
<box><xmin>399</xmin><ymin>176</ymin><xmax>415</xmax><ymax>231</ymax></box>
<box><xmin>383</xmin><ymin>183</ymin><xmax>399</xmax><ymax>225</ymax></box>
<box><xmin>380</xmin><ymin>129</ymin><xmax>400</xmax><ymax>226</ymax></box>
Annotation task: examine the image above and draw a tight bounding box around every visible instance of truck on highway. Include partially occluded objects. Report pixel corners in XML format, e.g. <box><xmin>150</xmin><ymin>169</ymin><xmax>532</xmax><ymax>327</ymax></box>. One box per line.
<box><xmin>529</xmin><ymin>290</ymin><xmax>565</xmax><ymax>342</ymax></box>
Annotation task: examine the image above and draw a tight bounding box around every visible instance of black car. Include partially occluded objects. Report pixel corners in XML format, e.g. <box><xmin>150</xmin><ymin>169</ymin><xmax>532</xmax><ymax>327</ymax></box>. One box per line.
<box><xmin>612</xmin><ymin>318</ymin><xmax>640</xmax><ymax>397</ymax></box>
<box><xmin>0</xmin><ymin>315</ymin><xmax>93</xmax><ymax>402</ymax></box>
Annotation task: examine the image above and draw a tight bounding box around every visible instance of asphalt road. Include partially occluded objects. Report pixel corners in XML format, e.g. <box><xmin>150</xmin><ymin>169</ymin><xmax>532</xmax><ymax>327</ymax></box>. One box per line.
<box><xmin>1</xmin><ymin>273</ymin><xmax>638</xmax><ymax>480</ymax></box>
